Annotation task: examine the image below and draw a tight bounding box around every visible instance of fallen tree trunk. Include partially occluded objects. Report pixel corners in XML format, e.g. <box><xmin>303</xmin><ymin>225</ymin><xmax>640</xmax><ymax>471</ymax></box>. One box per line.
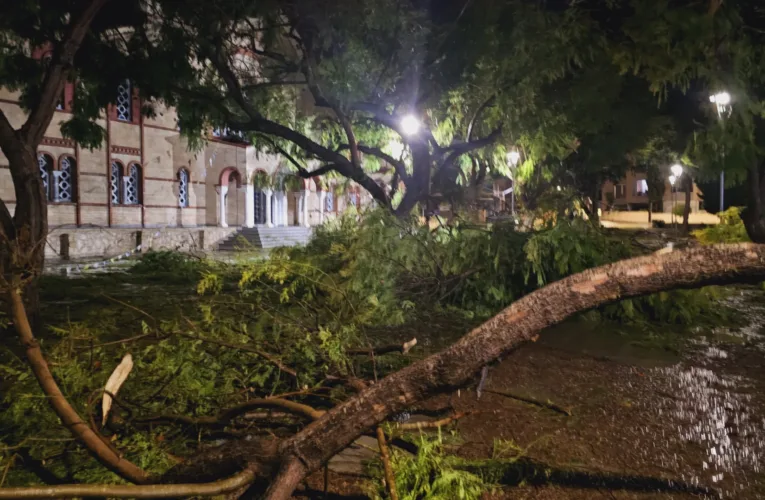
<box><xmin>3</xmin><ymin>244</ymin><xmax>765</xmax><ymax>498</ymax></box>
<box><xmin>264</xmin><ymin>244</ymin><xmax>765</xmax><ymax>499</ymax></box>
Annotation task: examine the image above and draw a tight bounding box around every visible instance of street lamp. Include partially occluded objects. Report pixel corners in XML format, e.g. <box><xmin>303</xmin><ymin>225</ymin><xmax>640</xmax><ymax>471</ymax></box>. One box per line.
<box><xmin>670</xmin><ymin>164</ymin><xmax>683</xmax><ymax>178</ymax></box>
<box><xmin>669</xmin><ymin>174</ymin><xmax>677</xmax><ymax>230</ymax></box>
<box><xmin>506</xmin><ymin>149</ymin><xmax>521</xmax><ymax>216</ymax></box>
<box><xmin>710</xmin><ymin>91</ymin><xmax>732</xmax><ymax>213</ymax></box>
<box><xmin>400</xmin><ymin>114</ymin><xmax>421</xmax><ymax>136</ymax></box>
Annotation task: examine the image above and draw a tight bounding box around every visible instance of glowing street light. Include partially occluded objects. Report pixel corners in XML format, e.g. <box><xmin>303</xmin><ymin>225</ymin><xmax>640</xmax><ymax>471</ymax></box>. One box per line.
<box><xmin>670</xmin><ymin>164</ymin><xmax>683</xmax><ymax>178</ymax></box>
<box><xmin>669</xmin><ymin>175</ymin><xmax>676</xmax><ymax>187</ymax></box>
<box><xmin>400</xmin><ymin>115</ymin><xmax>421</xmax><ymax>136</ymax></box>
<box><xmin>709</xmin><ymin>91</ymin><xmax>731</xmax><ymax>115</ymax></box>
<box><xmin>710</xmin><ymin>91</ymin><xmax>732</xmax><ymax>214</ymax></box>
<box><xmin>507</xmin><ymin>149</ymin><xmax>521</xmax><ymax>167</ymax></box>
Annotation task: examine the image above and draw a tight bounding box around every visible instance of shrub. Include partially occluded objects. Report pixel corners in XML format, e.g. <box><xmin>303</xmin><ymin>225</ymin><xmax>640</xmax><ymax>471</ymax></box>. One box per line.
<box><xmin>130</xmin><ymin>250</ymin><xmax>208</xmax><ymax>283</ymax></box>
<box><xmin>692</xmin><ymin>207</ymin><xmax>750</xmax><ymax>245</ymax></box>
<box><xmin>672</xmin><ymin>203</ymin><xmax>686</xmax><ymax>217</ymax></box>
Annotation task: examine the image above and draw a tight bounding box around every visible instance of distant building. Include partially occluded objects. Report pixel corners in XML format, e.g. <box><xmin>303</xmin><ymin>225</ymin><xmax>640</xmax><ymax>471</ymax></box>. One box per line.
<box><xmin>601</xmin><ymin>170</ymin><xmax>703</xmax><ymax>213</ymax></box>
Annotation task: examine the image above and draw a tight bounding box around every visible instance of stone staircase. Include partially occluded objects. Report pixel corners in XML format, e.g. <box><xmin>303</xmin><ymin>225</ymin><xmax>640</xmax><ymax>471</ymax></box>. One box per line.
<box><xmin>217</xmin><ymin>226</ymin><xmax>313</xmax><ymax>251</ymax></box>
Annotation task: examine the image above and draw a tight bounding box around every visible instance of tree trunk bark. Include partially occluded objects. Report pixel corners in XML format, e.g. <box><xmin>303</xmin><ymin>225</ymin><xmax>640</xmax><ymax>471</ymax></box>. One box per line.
<box><xmin>682</xmin><ymin>175</ymin><xmax>692</xmax><ymax>233</ymax></box>
<box><xmin>743</xmin><ymin>160</ymin><xmax>765</xmax><ymax>243</ymax></box>
<box><xmin>263</xmin><ymin>244</ymin><xmax>765</xmax><ymax>499</ymax></box>
<box><xmin>3</xmin><ymin>145</ymin><xmax>47</xmax><ymax>323</ymax></box>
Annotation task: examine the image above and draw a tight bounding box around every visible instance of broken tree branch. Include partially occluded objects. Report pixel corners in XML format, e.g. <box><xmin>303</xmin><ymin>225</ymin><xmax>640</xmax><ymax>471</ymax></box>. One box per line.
<box><xmin>136</xmin><ymin>397</ymin><xmax>324</xmax><ymax>427</ymax></box>
<box><xmin>376</xmin><ymin>427</ymin><xmax>399</xmax><ymax>500</ymax></box>
<box><xmin>0</xmin><ymin>468</ymin><xmax>256</xmax><ymax>499</ymax></box>
<box><xmin>347</xmin><ymin>338</ymin><xmax>417</xmax><ymax>356</ymax></box>
<box><xmin>263</xmin><ymin>244</ymin><xmax>765</xmax><ymax>499</ymax></box>
<box><xmin>6</xmin><ymin>288</ymin><xmax>148</xmax><ymax>484</ymax></box>
<box><xmin>392</xmin><ymin>412</ymin><xmax>470</xmax><ymax>433</ymax></box>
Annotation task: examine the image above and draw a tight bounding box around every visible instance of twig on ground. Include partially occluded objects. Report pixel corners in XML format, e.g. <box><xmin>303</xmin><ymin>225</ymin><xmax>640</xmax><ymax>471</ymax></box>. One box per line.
<box><xmin>392</xmin><ymin>412</ymin><xmax>471</xmax><ymax>433</ymax></box>
<box><xmin>136</xmin><ymin>398</ymin><xmax>324</xmax><ymax>427</ymax></box>
<box><xmin>483</xmin><ymin>389</ymin><xmax>571</xmax><ymax>416</ymax></box>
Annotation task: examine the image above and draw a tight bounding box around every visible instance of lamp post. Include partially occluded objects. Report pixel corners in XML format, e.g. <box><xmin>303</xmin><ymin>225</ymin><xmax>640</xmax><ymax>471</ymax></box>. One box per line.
<box><xmin>506</xmin><ymin>149</ymin><xmax>521</xmax><ymax>216</ymax></box>
<box><xmin>710</xmin><ymin>91</ymin><xmax>732</xmax><ymax>213</ymax></box>
<box><xmin>669</xmin><ymin>174</ymin><xmax>677</xmax><ymax>230</ymax></box>
<box><xmin>670</xmin><ymin>164</ymin><xmax>684</xmax><ymax>233</ymax></box>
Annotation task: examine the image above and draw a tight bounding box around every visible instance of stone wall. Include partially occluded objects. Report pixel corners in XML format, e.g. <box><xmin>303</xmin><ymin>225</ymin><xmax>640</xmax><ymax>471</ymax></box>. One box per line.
<box><xmin>45</xmin><ymin>226</ymin><xmax>238</xmax><ymax>261</ymax></box>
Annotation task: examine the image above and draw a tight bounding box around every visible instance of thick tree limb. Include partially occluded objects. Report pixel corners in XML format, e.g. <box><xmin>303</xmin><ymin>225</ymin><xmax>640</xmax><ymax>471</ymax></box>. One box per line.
<box><xmin>136</xmin><ymin>398</ymin><xmax>324</xmax><ymax>427</ymax></box>
<box><xmin>438</xmin><ymin>127</ymin><xmax>502</xmax><ymax>175</ymax></box>
<box><xmin>339</xmin><ymin>144</ymin><xmax>409</xmax><ymax>181</ymax></box>
<box><xmin>20</xmin><ymin>0</ymin><xmax>110</xmax><ymax>146</ymax></box>
<box><xmin>264</xmin><ymin>244</ymin><xmax>765</xmax><ymax>499</ymax></box>
<box><xmin>0</xmin><ymin>469</ymin><xmax>256</xmax><ymax>499</ymax></box>
<box><xmin>7</xmin><ymin>288</ymin><xmax>148</xmax><ymax>484</ymax></box>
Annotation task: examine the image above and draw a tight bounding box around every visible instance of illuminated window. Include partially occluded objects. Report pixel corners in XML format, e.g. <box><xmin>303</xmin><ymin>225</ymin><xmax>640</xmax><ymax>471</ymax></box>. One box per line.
<box><xmin>110</xmin><ymin>162</ymin><xmax>122</xmax><ymax>204</ymax></box>
<box><xmin>116</xmin><ymin>80</ymin><xmax>132</xmax><ymax>121</ymax></box>
<box><xmin>635</xmin><ymin>179</ymin><xmax>648</xmax><ymax>196</ymax></box>
<box><xmin>54</xmin><ymin>156</ymin><xmax>75</xmax><ymax>202</ymax></box>
<box><xmin>123</xmin><ymin>164</ymin><xmax>141</xmax><ymax>205</ymax></box>
<box><xmin>38</xmin><ymin>153</ymin><xmax>54</xmax><ymax>200</ymax></box>
<box><xmin>178</xmin><ymin>168</ymin><xmax>189</xmax><ymax>207</ymax></box>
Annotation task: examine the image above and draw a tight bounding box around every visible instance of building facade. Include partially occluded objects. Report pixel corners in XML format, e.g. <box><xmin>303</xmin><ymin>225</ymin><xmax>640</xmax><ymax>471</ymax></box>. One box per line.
<box><xmin>0</xmin><ymin>83</ymin><xmax>373</xmax><ymax>261</ymax></box>
<box><xmin>601</xmin><ymin>170</ymin><xmax>703</xmax><ymax>214</ymax></box>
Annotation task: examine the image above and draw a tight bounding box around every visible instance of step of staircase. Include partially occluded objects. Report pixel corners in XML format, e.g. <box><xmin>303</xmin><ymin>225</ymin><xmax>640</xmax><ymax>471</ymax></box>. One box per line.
<box><xmin>217</xmin><ymin>226</ymin><xmax>313</xmax><ymax>250</ymax></box>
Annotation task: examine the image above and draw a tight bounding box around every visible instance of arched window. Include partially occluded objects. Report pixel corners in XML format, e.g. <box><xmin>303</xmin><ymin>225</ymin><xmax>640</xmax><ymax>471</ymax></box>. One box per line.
<box><xmin>54</xmin><ymin>156</ymin><xmax>76</xmax><ymax>202</ymax></box>
<box><xmin>116</xmin><ymin>80</ymin><xmax>132</xmax><ymax>122</ymax></box>
<box><xmin>325</xmin><ymin>191</ymin><xmax>334</xmax><ymax>213</ymax></box>
<box><xmin>124</xmin><ymin>164</ymin><xmax>141</xmax><ymax>205</ymax></box>
<box><xmin>37</xmin><ymin>153</ymin><xmax>54</xmax><ymax>201</ymax></box>
<box><xmin>110</xmin><ymin>161</ymin><xmax>122</xmax><ymax>204</ymax></box>
<box><xmin>349</xmin><ymin>191</ymin><xmax>359</xmax><ymax>209</ymax></box>
<box><xmin>178</xmin><ymin>168</ymin><xmax>189</xmax><ymax>208</ymax></box>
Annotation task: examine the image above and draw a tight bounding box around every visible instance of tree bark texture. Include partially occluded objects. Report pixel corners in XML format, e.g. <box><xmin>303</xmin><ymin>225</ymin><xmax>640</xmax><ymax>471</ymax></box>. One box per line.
<box><xmin>264</xmin><ymin>244</ymin><xmax>765</xmax><ymax>499</ymax></box>
<box><xmin>743</xmin><ymin>160</ymin><xmax>765</xmax><ymax>243</ymax></box>
<box><xmin>0</xmin><ymin>469</ymin><xmax>255</xmax><ymax>499</ymax></box>
<box><xmin>682</xmin><ymin>175</ymin><xmax>692</xmax><ymax>233</ymax></box>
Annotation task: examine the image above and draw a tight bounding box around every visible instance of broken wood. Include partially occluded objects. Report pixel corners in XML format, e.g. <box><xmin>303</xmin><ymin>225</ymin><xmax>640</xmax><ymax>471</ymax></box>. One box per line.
<box><xmin>347</xmin><ymin>338</ymin><xmax>417</xmax><ymax>356</ymax></box>
<box><xmin>263</xmin><ymin>244</ymin><xmax>765</xmax><ymax>499</ymax></box>
<box><xmin>376</xmin><ymin>427</ymin><xmax>399</xmax><ymax>500</ymax></box>
<box><xmin>0</xmin><ymin>468</ymin><xmax>256</xmax><ymax>499</ymax></box>
<box><xmin>393</xmin><ymin>412</ymin><xmax>470</xmax><ymax>433</ymax></box>
<box><xmin>136</xmin><ymin>398</ymin><xmax>324</xmax><ymax>427</ymax></box>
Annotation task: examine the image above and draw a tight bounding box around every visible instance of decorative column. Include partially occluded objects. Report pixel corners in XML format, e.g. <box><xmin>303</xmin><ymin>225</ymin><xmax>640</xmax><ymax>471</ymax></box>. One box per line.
<box><xmin>303</xmin><ymin>190</ymin><xmax>310</xmax><ymax>227</ymax></box>
<box><xmin>281</xmin><ymin>192</ymin><xmax>289</xmax><ymax>226</ymax></box>
<box><xmin>244</xmin><ymin>182</ymin><xmax>255</xmax><ymax>228</ymax></box>
<box><xmin>218</xmin><ymin>185</ymin><xmax>228</xmax><ymax>228</ymax></box>
<box><xmin>294</xmin><ymin>192</ymin><xmax>302</xmax><ymax>226</ymax></box>
<box><xmin>264</xmin><ymin>189</ymin><xmax>273</xmax><ymax>227</ymax></box>
<box><xmin>319</xmin><ymin>191</ymin><xmax>326</xmax><ymax>224</ymax></box>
